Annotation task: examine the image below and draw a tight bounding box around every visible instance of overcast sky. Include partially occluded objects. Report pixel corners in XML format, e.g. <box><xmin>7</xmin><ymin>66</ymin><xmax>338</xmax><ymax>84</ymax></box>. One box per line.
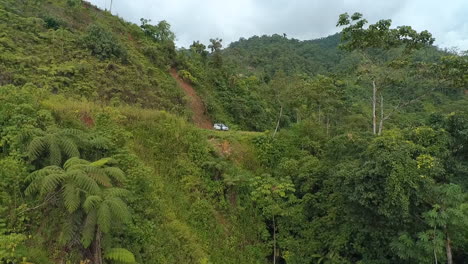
<box><xmin>89</xmin><ymin>0</ymin><xmax>468</xmax><ymax>51</ymax></box>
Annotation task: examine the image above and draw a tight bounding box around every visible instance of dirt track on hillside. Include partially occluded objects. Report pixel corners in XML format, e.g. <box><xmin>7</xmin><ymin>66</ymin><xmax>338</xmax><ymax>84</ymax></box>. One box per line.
<box><xmin>170</xmin><ymin>69</ymin><xmax>213</xmax><ymax>129</ymax></box>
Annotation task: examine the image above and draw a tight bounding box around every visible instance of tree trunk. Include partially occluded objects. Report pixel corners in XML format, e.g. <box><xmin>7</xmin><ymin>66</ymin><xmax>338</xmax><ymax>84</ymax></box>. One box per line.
<box><xmin>93</xmin><ymin>228</ymin><xmax>102</xmax><ymax>264</ymax></box>
<box><xmin>433</xmin><ymin>225</ymin><xmax>438</xmax><ymax>264</ymax></box>
<box><xmin>318</xmin><ymin>104</ymin><xmax>321</xmax><ymax>123</ymax></box>
<box><xmin>110</xmin><ymin>0</ymin><xmax>113</xmax><ymax>12</ymax></box>
<box><xmin>378</xmin><ymin>94</ymin><xmax>384</xmax><ymax>135</ymax></box>
<box><xmin>273</xmin><ymin>106</ymin><xmax>283</xmax><ymax>138</ymax></box>
<box><xmin>372</xmin><ymin>80</ymin><xmax>377</xmax><ymax>135</ymax></box>
<box><xmin>446</xmin><ymin>231</ymin><xmax>453</xmax><ymax>264</ymax></box>
<box><xmin>326</xmin><ymin>114</ymin><xmax>330</xmax><ymax>137</ymax></box>
<box><xmin>273</xmin><ymin>215</ymin><xmax>276</xmax><ymax>264</ymax></box>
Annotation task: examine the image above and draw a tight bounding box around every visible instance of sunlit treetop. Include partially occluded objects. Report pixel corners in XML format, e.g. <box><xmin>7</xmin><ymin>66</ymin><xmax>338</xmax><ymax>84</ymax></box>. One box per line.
<box><xmin>337</xmin><ymin>12</ymin><xmax>435</xmax><ymax>53</ymax></box>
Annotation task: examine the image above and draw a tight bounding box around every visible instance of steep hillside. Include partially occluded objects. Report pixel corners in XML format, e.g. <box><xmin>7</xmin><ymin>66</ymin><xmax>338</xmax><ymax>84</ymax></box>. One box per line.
<box><xmin>0</xmin><ymin>0</ymin><xmax>186</xmax><ymax>113</ymax></box>
<box><xmin>0</xmin><ymin>1</ymin><xmax>269</xmax><ymax>263</ymax></box>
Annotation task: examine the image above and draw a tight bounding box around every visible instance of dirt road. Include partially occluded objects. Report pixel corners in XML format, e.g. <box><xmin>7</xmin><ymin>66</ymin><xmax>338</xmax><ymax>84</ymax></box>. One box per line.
<box><xmin>170</xmin><ymin>69</ymin><xmax>213</xmax><ymax>129</ymax></box>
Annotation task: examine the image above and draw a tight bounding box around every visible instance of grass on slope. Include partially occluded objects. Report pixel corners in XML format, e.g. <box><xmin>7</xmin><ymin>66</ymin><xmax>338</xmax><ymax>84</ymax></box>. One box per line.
<box><xmin>41</xmin><ymin>95</ymin><xmax>269</xmax><ymax>263</ymax></box>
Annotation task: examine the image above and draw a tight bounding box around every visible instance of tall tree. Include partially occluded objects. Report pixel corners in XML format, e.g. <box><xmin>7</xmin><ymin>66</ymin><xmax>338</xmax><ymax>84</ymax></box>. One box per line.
<box><xmin>251</xmin><ymin>174</ymin><xmax>295</xmax><ymax>264</ymax></box>
<box><xmin>337</xmin><ymin>12</ymin><xmax>434</xmax><ymax>135</ymax></box>
<box><xmin>208</xmin><ymin>38</ymin><xmax>223</xmax><ymax>67</ymax></box>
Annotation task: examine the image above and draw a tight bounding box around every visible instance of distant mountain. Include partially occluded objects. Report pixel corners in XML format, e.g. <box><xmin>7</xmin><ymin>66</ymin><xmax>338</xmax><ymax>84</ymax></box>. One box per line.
<box><xmin>223</xmin><ymin>33</ymin><xmax>345</xmax><ymax>76</ymax></box>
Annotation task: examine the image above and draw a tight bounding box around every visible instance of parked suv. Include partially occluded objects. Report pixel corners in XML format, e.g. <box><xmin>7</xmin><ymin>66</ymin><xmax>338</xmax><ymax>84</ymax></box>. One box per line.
<box><xmin>213</xmin><ymin>123</ymin><xmax>229</xmax><ymax>131</ymax></box>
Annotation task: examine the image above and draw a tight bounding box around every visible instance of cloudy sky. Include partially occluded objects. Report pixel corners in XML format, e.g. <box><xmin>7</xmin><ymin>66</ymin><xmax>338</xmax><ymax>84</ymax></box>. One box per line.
<box><xmin>89</xmin><ymin>0</ymin><xmax>468</xmax><ymax>51</ymax></box>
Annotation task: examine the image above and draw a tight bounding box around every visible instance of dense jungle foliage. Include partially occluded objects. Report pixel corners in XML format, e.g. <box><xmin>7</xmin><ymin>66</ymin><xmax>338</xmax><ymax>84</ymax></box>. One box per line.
<box><xmin>1</xmin><ymin>0</ymin><xmax>468</xmax><ymax>263</ymax></box>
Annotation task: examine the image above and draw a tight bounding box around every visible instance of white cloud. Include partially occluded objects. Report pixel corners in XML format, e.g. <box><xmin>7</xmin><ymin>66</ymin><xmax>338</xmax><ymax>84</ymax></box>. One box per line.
<box><xmin>88</xmin><ymin>0</ymin><xmax>468</xmax><ymax>51</ymax></box>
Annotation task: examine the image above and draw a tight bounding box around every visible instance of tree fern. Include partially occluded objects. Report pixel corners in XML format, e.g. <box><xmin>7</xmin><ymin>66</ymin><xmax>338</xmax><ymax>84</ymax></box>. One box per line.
<box><xmin>26</xmin><ymin>157</ymin><xmax>132</xmax><ymax>263</ymax></box>
<box><xmin>26</xmin><ymin>129</ymin><xmax>110</xmax><ymax>166</ymax></box>
<box><xmin>79</xmin><ymin>187</ymin><xmax>132</xmax><ymax>261</ymax></box>
<box><xmin>104</xmin><ymin>248</ymin><xmax>136</xmax><ymax>263</ymax></box>
<box><xmin>27</xmin><ymin>129</ymin><xmax>81</xmax><ymax>166</ymax></box>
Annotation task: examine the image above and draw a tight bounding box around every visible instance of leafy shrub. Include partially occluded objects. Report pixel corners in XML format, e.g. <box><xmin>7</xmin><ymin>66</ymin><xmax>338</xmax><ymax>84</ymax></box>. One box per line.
<box><xmin>42</xmin><ymin>16</ymin><xmax>63</xmax><ymax>30</ymax></box>
<box><xmin>66</xmin><ymin>0</ymin><xmax>81</xmax><ymax>7</ymax></box>
<box><xmin>142</xmin><ymin>44</ymin><xmax>170</xmax><ymax>67</ymax></box>
<box><xmin>0</xmin><ymin>230</ymin><xmax>27</xmax><ymax>263</ymax></box>
<box><xmin>82</xmin><ymin>25</ymin><xmax>127</xmax><ymax>61</ymax></box>
<box><xmin>178</xmin><ymin>70</ymin><xmax>198</xmax><ymax>85</ymax></box>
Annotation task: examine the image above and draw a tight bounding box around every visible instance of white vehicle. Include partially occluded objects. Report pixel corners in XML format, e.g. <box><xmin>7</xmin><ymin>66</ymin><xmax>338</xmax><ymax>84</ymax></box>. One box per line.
<box><xmin>213</xmin><ymin>123</ymin><xmax>229</xmax><ymax>131</ymax></box>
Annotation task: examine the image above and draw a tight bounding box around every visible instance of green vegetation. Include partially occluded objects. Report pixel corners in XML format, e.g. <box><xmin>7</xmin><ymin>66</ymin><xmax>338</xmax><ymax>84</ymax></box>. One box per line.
<box><xmin>0</xmin><ymin>1</ymin><xmax>467</xmax><ymax>264</ymax></box>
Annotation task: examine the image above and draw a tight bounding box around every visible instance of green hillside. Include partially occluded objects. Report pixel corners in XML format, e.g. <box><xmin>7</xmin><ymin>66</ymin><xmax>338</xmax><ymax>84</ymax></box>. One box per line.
<box><xmin>0</xmin><ymin>0</ymin><xmax>187</xmax><ymax>112</ymax></box>
<box><xmin>223</xmin><ymin>33</ymin><xmax>344</xmax><ymax>76</ymax></box>
<box><xmin>1</xmin><ymin>1</ymin><xmax>468</xmax><ymax>264</ymax></box>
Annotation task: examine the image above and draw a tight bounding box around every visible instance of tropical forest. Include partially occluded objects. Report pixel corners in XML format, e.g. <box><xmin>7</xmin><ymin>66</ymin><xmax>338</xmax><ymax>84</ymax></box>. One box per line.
<box><xmin>0</xmin><ymin>0</ymin><xmax>467</xmax><ymax>263</ymax></box>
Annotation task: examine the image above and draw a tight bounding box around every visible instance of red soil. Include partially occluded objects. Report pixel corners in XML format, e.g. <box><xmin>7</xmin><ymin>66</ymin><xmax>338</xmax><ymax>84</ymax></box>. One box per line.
<box><xmin>170</xmin><ymin>69</ymin><xmax>213</xmax><ymax>129</ymax></box>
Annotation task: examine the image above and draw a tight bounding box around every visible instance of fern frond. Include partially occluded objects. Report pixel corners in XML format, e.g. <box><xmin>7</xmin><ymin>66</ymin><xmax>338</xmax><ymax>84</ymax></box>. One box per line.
<box><xmin>59</xmin><ymin>137</ymin><xmax>80</xmax><ymax>159</ymax></box>
<box><xmin>107</xmin><ymin>197</ymin><xmax>131</xmax><ymax>223</ymax></box>
<box><xmin>19</xmin><ymin>128</ymin><xmax>42</xmax><ymax>145</ymax></box>
<box><xmin>104</xmin><ymin>167</ymin><xmax>125</xmax><ymax>184</ymax></box>
<box><xmin>39</xmin><ymin>173</ymin><xmax>66</xmax><ymax>196</ymax></box>
<box><xmin>59</xmin><ymin>213</ymin><xmax>79</xmax><ymax>246</ymax></box>
<box><xmin>64</xmin><ymin>157</ymin><xmax>89</xmax><ymax>170</ymax></box>
<box><xmin>87</xmin><ymin>135</ymin><xmax>111</xmax><ymax>149</ymax></box>
<box><xmin>83</xmin><ymin>195</ymin><xmax>103</xmax><ymax>212</ymax></box>
<box><xmin>89</xmin><ymin>172</ymin><xmax>112</xmax><ymax>187</ymax></box>
<box><xmin>62</xmin><ymin>183</ymin><xmax>81</xmax><ymax>213</ymax></box>
<box><xmin>81</xmin><ymin>209</ymin><xmax>97</xmax><ymax>248</ymax></box>
<box><xmin>68</xmin><ymin>169</ymin><xmax>101</xmax><ymax>195</ymax></box>
<box><xmin>97</xmin><ymin>202</ymin><xmax>111</xmax><ymax>233</ymax></box>
<box><xmin>24</xmin><ymin>179</ymin><xmax>41</xmax><ymax>196</ymax></box>
<box><xmin>25</xmin><ymin>166</ymin><xmax>63</xmax><ymax>195</ymax></box>
<box><xmin>83</xmin><ymin>165</ymin><xmax>101</xmax><ymax>173</ymax></box>
<box><xmin>60</xmin><ymin>128</ymin><xmax>85</xmax><ymax>137</ymax></box>
<box><xmin>27</xmin><ymin>137</ymin><xmax>47</xmax><ymax>160</ymax></box>
<box><xmin>104</xmin><ymin>248</ymin><xmax>136</xmax><ymax>263</ymax></box>
<box><xmin>48</xmin><ymin>139</ymin><xmax>62</xmax><ymax>166</ymax></box>
<box><xmin>104</xmin><ymin>188</ymin><xmax>130</xmax><ymax>198</ymax></box>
